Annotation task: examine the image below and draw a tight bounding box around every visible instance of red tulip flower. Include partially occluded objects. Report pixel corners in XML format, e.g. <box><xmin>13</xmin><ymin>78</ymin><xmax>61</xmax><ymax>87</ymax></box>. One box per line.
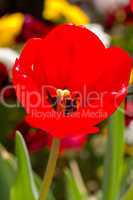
<box><xmin>13</xmin><ymin>24</ymin><xmax>132</xmax><ymax>139</ymax></box>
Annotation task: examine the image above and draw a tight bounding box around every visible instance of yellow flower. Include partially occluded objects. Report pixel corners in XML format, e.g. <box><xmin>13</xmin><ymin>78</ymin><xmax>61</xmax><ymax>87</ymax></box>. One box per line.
<box><xmin>43</xmin><ymin>0</ymin><xmax>89</xmax><ymax>25</ymax></box>
<box><xmin>125</xmin><ymin>144</ymin><xmax>133</xmax><ymax>156</ymax></box>
<box><xmin>0</xmin><ymin>13</ymin><xmax>24</xmax><ymax>47</ymax></box>
<box><xmin>129</xmin><ymin>69</ymin><xmax>133</xmax><ymax>84</ymax></box>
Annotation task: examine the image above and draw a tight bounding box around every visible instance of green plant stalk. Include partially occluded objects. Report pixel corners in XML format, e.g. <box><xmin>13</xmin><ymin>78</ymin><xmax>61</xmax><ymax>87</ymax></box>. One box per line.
<box><xmin>70</xmin><ymin>160</ymin><xmax>89</xmax><ymax>199</ymax></box>
<box><xmin>102</xmin><ymin>104</ymin><xmax>125</xmax><ymax>200</ymax></box>
<box><xmin>122</xmin><ymin>184</ymin><xmax>133</xmax><ymax>200</ymax></box>
<box><xmin>39</xmin><ymin>138</ymin><xmax>60</xmax><ymax>200</ymax></box>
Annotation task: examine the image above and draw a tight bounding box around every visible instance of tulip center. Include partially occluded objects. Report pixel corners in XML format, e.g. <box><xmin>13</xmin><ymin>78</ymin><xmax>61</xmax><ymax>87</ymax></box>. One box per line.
<box><xmin>47</xmin><ymin>89</ymin><xmax>79</xmax><ymax>115</ymax></box>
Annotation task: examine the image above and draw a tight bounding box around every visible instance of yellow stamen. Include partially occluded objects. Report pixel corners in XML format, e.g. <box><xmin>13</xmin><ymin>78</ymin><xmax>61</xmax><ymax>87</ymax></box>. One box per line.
<box><xmin>63</xmin><ymin>89</ymin><xmax>71</xmax><ymax>97</ymax></box>
<box><xmin>56</xmin><ymin>89</ymin><xmax>70</xmax><ymax>98</ymax></box>
<box><xmin>56</xmin><ymin>89</ymin><xmax>64</xmax><ymax>97</ymax></box>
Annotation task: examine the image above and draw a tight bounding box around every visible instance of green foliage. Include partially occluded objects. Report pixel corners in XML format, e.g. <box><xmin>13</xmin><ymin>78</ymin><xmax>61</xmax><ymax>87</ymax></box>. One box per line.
<box><xmin>122</xmin><ymin>184</ymin><xmax>133</xmax><ymax>200</ymax></box>
<box><xmin>64</xmin><ymin>168</ymin><xmax>89</xmax><ymax>200</ymax></box>
<box><xmin>112</xmin><ymin>25</ymin><xmax>133</xmax><ymax>53</ymax></box>
<box><xmin>102</xmin><ymin>105</ymin><xmax>125</xmax><ymax>200</ymax></box>
<box><xmin>10</xmin><ymin>131</ymin><xmax>38</xmax><ymax>200</ymax></box>
<box><xmin>0</xmin><ymin>145</ymin><xmax>16</xmax><ymax>200</ymax></box>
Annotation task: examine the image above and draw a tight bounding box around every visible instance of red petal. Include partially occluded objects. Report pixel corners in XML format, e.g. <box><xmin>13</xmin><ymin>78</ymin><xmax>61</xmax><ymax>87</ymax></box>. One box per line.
<box><xmin>13</xmin><ymin>38</ymin><xmax>54</xmax><ymax>113</ymax></box>
<box><xmin>26</xmin><ymin>112</ymin><xmax>99</xmax><ymax>138</ymax></box>
<box><xmin>40</xmin><ymin>24</ymin><xmax>105</xmax><ymax>90</ymax></box>
<box><xmin>13</xmin><ymin>59</ymin><xmax>53</xmax><ymax>114</ymax></box>
<box><xmin>18</xmin><ymin>38</ymin><xmax>48</xmax><ymax>88</ymax></box>
<box><xmin>89</xmin><ymin>47</ymin><xmax>132</xmax><ymax>123</ymax></box>
<box><xmin>96</xmin><ymin>47</ymin><xmax>131</xmax><ymax>92</ymax></box>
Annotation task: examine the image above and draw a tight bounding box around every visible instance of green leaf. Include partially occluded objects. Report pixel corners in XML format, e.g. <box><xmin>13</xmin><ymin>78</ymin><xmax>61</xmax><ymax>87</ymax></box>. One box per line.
<box><xmin>10</xmin><ymin>131</ymin><xmax>38</xmax><ymax>200</ymax></box>
<box><xmin>121</xmin><ymin>157</ymin><xmax>133</xmax><ymax>200</ymax></box>
<box><xmin>0</xmin><ymin>103</ymin><xmax>25</xmax><ymax>144</ymax></box>
<box><xmin>64</xmin><ymin>168</ymin><xmax>88</xmax><ymax>200</ymax></box>
<box><xmin>0</xmin><ymin>145</ymin><xmax>16</xmax><ymax>200</ymax></box>
<box><xmin>47</xmin><ymin>192</ymin><xmax>56</xmax><ymax>200</ymax></box>
<box><xmin>122</xmin><ymin>184</ymin><xmax>133</xmax><ymax>200</ymax></box>
<box><xmin>119</xmin><ymin>157</ymin><xmax>133</xmax><ymax>196</ymax></box>
<box><xmin>102</xmin><ymin>104</ymin><xmax>125</xmax><ymax>200</ymax></box>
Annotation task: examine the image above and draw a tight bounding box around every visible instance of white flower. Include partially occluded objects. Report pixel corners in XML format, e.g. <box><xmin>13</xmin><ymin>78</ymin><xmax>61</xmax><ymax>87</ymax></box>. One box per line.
<box><xmin>85</xmin><ymin>24</ymin><xmax>111</xmax><ymax>48</ymax></box>
<box><xmin>0</xmin><ymin>48</ymin><xmax>18</xmax><ymax>70</ymax></box>
<box><xmin>93</xmin><ymin>0</ymin><xmax>129</xmax><ymax>13</ymax></box>
<box><xmin>125</xmin><ymin>121</ymin><xmax>133</xmax><ymax>145</ymax></box>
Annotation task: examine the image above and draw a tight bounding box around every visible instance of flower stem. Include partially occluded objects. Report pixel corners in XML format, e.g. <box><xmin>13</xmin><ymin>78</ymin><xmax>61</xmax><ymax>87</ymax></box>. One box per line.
<box><xmin>39</xmin><ymin>138</ymin><xmax>60</xmax><ymax>200</ymax></box>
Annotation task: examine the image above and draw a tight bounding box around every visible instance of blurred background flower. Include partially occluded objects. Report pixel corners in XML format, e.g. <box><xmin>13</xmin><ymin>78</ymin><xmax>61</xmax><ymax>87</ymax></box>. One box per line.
<box><xmin>43</xmin><ymin>0</ymin><xmax>89</xmax><ymax>24</ymax></box>
<box><xmin>94</xmin><ymin>0</ymin><xmax>129</xmax><ymax>14</ymax></box>
<box><xmin>0</xmin><ymin>48</ymin><xmax>18</xmax><ymax>99</ymax></box>
<box><xmin>11</xmin><ymin>120</ymin><xmax>87</xmax><ymax>153</ymax></box>
<box><xmin>17</xmin><ymin>14</ymin><xmax>54</xmax><ymax>42</ymax></box>
<box><xmin>0</xmin><ymin>13</ymin><xmax>24</xmax><ymax>46</ymax></box>
<box><xmin>131</xmin><ymin>0</ymin><xmax>133</xmax><ymax>11</ymax></box>
<box><xmin>0</xmin><ymin>48</ymin><xmax>18</xmax><ymax>70</ymax></box>
<box><xmin>85</xmin><ymin>24</ymin><xmax>111</xmax><ymax>47</ymax></box>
